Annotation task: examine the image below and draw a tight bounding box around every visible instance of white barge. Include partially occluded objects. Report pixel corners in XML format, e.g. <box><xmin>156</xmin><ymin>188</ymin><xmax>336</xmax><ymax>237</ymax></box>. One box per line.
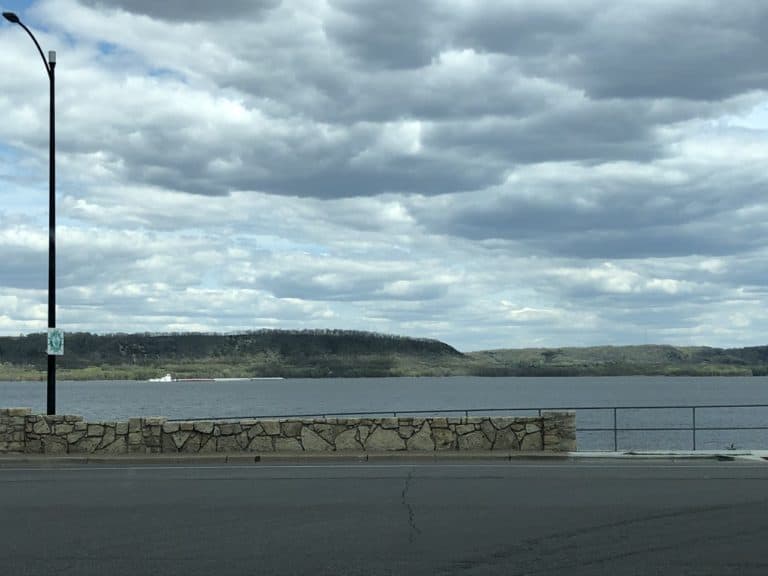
<box><xmin>148</xmin><ymin>373</ymin><xmax>283</xmax><ymax>382</ymax></box>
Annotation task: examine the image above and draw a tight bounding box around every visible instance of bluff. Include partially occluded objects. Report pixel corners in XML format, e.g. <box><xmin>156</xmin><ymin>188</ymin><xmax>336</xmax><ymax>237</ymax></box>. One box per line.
<box><xmin>0</xmin><ymin>330</ymin><xmax>465</xmax><ymax>379</ymax></box>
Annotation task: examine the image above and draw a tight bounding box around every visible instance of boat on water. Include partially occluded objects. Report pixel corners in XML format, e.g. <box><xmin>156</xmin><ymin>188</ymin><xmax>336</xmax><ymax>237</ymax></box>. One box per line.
<box><xmin>147</xmin><ymin>373</ymin><xmax>283</xmax><ymax>382</ymax></box>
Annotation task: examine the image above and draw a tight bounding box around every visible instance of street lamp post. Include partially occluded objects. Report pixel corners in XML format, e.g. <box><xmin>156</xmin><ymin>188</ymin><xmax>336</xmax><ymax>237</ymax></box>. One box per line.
<box><xmin>3</xmin><ymin>12</ymin><xmax>57</xmax><ymax>415</ymax></box>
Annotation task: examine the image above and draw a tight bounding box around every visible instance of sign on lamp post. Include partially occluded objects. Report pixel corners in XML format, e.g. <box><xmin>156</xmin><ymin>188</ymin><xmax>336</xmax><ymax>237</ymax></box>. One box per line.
<box><xmin>47</xmin><ymin>328</ymin><xmax>64</xmax><ymax>356</ymax></box>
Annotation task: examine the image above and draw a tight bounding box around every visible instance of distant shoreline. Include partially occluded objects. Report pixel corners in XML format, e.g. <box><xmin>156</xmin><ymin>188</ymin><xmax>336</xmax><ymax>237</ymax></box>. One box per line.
<box><xmin>1</xmin><ymin>332</ymin><xmax>767</xmax><ymax>381</ymax></box>
<box><xmin>1</xmin><ymin>365</ymin><xmax>763</xmax><ymax>382</ymax></box>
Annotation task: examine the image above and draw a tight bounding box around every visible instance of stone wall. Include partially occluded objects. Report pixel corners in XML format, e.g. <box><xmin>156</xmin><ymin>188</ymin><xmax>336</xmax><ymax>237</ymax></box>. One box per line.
<box><xmin>0</xmin><ymin>408</ymin><xmax>576</xmax><ymax>455</ymax></box>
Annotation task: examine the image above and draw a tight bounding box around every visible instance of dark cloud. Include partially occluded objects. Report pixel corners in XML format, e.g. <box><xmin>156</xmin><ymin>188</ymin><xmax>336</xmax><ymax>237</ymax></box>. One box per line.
<box><xmin>427</xmin><ymin>102</ymin><xmax>659</xmax><ymax>165</ymax></box>
<box><xmin>326</xmin><ymin>0</ymin><xmax>445</xmax><ymax>69</ymax></box>
<box><xmin>413</xmin><ymin>163</ymin><xmax>768</xmax><ymax>258</ymax></box>
<box><xmin>0</xmin><ymin>249</ymin><xmax>45</xmax><ymax>289</ymax></box>
<box><xmin>540</xmin><ymin>226</ymin><xmax>761</xmax><ymax>259</ymax></box>
<box><xmin>458</xmin><ymin>2</ymin><xmax>768</xmax><ymax>101</ymax></box>
<box><xmin>79</xmin><ymin>0</ymin><xmax>278</xmax><ymax>22</ymax></box>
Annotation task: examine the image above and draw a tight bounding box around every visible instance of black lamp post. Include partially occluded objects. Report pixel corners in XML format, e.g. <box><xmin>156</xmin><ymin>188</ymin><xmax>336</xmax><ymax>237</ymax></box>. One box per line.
<box><xmin>3</xmin><ymin>11</ymin><xmax>57</xmax><ymax>415</ymax></box>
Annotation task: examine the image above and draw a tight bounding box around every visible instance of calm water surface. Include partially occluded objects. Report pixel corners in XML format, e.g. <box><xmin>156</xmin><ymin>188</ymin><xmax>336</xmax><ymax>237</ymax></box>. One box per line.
<box><xmin>2</xmin><ymin>376</ymin><xmax>767</xmax><ymax>450</ymax></box>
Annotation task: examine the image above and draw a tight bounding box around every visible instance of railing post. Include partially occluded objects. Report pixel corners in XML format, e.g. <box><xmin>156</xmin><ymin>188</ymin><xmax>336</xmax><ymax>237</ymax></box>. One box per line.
<box><xmin>613</xmin><ymin>408</ymin><xmax>618</xmax><ymax>452</ymax></box>
<box><xmin>692</xmin><ymin>406</ymin><xmax>696</xmax><ymax>451</ymax></box>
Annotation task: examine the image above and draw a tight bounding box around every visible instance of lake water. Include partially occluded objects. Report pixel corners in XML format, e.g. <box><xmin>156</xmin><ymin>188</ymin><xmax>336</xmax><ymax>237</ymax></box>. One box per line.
<box><xmin>2</xmin><ymin>376</ymin><xmax>768</xmax><ymax>451</ymax></box>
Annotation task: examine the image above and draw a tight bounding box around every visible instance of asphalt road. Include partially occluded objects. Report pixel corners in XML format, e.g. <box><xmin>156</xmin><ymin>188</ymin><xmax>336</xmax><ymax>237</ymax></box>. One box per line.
<box><xmin>1</xmin><ymin>459</ymin><xmax>767</xmax><ymax>575</ymax></box>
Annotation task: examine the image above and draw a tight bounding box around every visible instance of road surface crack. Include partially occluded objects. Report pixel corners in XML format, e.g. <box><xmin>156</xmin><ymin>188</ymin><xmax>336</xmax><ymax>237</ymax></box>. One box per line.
<box><xmin>401</xmin><ymin>470</ymin><xmax>421</xmax><ymax>544</ymax></box>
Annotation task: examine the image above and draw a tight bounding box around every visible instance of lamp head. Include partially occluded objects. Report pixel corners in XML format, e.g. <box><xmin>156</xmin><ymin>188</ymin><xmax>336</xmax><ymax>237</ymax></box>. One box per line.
<box><xmin>2</xmin><ymin>11</ymin><xmax>20</xmax><ymax>24</ymax></box>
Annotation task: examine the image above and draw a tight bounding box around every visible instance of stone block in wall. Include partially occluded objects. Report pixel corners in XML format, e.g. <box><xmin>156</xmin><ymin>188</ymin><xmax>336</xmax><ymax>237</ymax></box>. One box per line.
<box><xmin>194</xmin><ymin>422</ymin><xmax>215</xmax><ymax>435</ymax></box>
<box><xmin>520</xmin><ymin>432</ymin><xmax>543</xmax><ymax>451</ymax></box>
<box><xmin>301</xmin><ymin>427</ymin><xmax>333</xmax><ymax>451</ymax></box>
<box><xmin>55</xmin><ymin>423</ymin><xmax>74</xmax><ymax>435</ymax></box>
<box><xmin>249</xmin><ymin>436</ymin><xmax>274</xmax><ymax>452</ymax></box>
<box><xmin>261</xmin><ymin>420</ymin><xmax>280</xmax><ymax>436</ymax></box>
<box><xmin>161</xmin><ymin>434</ymin><xmax>177</xmax><ymax>453</ymax></box>
<box><xmin>162</xmin><ymin>422</ymin><xmax>180</xmax><ymax>434</ymax></box>
<box><xmin>218</xmin><ymin>423</ymin><xmax>237</xmax><ymax>436</ymax></box>
<box><xmin>181</xmin><ymin>435</ymin><xmax>202</xmax><ymax>453</ymax></box>
<box><xmin>525</xmin><ymin>423</ymin><xmax>540</xmax><ymax>434</ymax></box>
<box><xmin>236</xmin><ymin>431</ymin><xmax>250</xmax><ymax>449</ymax></box>
<box><xmin>311</xmin><ymin>423</ymin><xmax>338</xmax><ymax>444</ymax></box>
<box><xmin>71</xmin><ymin>436</ymin><xmax>101</xmax><ymax>454</ymax></box>
<box><xmin>406</xmin><ymin>422</ymin><xmax>434</xmax><ymax>451</ymax></box>
<box><xmin>25</xmin><ymin>439</ymin><xmax>42</xmax><ymax>454</ymax></box>
<box><xmin>280</xmin><ymin>421</ymin><xmax>303</xmax><ymax>438</ymax></box>
<box><xmin>458</xmin><ymin>430</ymin><xmax>492</xmax><ymax>450</ymax></box>
<box><xmin>432</xmin><ymin>428</ymin><xmax>456</xmax><ymax>450</ymax></box>
<box><xmin>217</xmin><ymin>435</ymin><xmax>240</xmax><ymax>452</ymax></box>
<box><xmin>99</xmin><ymin>437</ymin><xmax>127</xmax><ymax>454</ymax></box>
<box><xmin>493</xmin><ymin>427</ymin><xmax>520</xmax><ymax>450</ymax></box>
<box><xmin>41</xmin><ymin>436</ymin><xmax>68</xmax><ymax>454</ymax></box>
<box><xmin>99</xmin><ymin>427</ymin><xmax>116</xmax><ymax>449</ymax></box>
<box><xmin>541</xmin><ymin>412</ymin><xmax>576</xmax><ymax>452</ymax></box>
<box><xmin>455</xmin><ymin>423</ymin><xmax>476</xmax><ymax>435</ymax></box>
<box><xmin>365</xmin><ymin>427</ymin><xmax>405</xmax><ymax>451</ymax></box>
<box><xmin>172</xmin><ymin>431</ymin><xmax>192</xmax><ymax>450</ymax></box>
<box><xmin>490</xmin><ymin>418</ymin><xmax>511</xmax><ymax>430</ymax></box>
<box><xmin>32</xmin><ymin>420</ymin><xmax>51</xmax><ymax>435</ymax></box>
<box><xmin>275</xmin><ymin>437</ymin><xmax>303</xmax><ymax>451</ymax></box>
<box><xmin>67</xmin><ymin>431</ymin><xmax>86</xmax><ymax>445</ymax></box>
<box><xmin>2</xmin><ymin>408</ymin><xmax>31</xmax><ymax>416</ymax></box>
<box><xmin>199</xmin><ymin>436</ymin><xmax>217</xmax><ymax>453</ymax></box>
<box><xmin>335</xmin><ymin>429</ymin><xmax>362</xmax><ymax>451</ymax></box>
<box><xmin>480</xmin><ymin>420</ymin><xmax>496</xmax><ymax>443</ymax></box>
<box><xmin>247</xmin><ymin>423</ymin><xmax>265</xmax><ymax>439</ymax></box>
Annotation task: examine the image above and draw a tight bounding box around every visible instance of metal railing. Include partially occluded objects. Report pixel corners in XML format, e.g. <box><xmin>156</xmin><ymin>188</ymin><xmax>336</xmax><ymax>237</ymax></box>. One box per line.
<box><xmin>169</xmin><ymin>403</ymin><xmax>768</xmax><ymax>451</ymax></box>
<box><xmin>569</xmin><ymin>404</ymin><xmax>768</xmax><ymax>451</ymax></box>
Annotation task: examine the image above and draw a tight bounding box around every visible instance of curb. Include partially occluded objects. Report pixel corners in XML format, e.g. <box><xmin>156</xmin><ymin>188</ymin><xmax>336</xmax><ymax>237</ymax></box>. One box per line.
<box><xmin>1</xmin><ymin>450</ymin><xmax>765</xmax><ymax>465</ymax></box>
<box><xmin>0</xmin><ymin>452</ymin><xmax>558</xmax><ymax>465</ymax></box>
<box><xmin>571</xmin><ymin>450</ymin><xmax>768</xmax><ymax>462</ymax></box>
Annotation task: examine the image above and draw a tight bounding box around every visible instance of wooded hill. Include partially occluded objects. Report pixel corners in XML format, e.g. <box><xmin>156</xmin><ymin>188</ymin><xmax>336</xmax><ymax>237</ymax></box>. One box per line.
<box><xmin>466</xmin><ymin>344</ymin><xmax>768</xmax><ymax>376</ymax></box>
<box><xmin>1</xmin><ymin>331</ymin><xmax>768</xmax><ymax>380</ymax></box>
<box><xmin>0</xmin><ymin>330</ymin><xmax>466</xmax><ymax>380</ymax></box>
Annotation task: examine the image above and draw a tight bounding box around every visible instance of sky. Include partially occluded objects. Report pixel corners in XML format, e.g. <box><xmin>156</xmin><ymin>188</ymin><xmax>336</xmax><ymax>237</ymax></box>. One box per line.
<box><xmin>1</xmin><ymin>0</ymin><xmax>768</xmax><ymax>352</ymax></box>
